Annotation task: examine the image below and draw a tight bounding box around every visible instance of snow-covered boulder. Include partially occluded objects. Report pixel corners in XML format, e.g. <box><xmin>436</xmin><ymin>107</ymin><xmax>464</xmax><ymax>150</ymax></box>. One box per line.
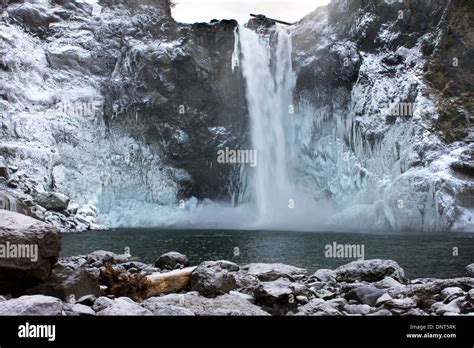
<box><xmin>335</xmin><ymin>259</ymin><xmax>406</xmax><ymax>283</ymax></box>
<box><xmin>0</xmin><ymin>210</ymin><xmax>61</xmax><ymax>293</ymax></box>
<box><xmin>0</xmin><ymin>295</ymin><xmax>63</xmax><ymax>316</ymax></box>
<box><xmin>243</xmin><ymin>263</ymin><xmax>307</xmax><ymax>281</ymax></box>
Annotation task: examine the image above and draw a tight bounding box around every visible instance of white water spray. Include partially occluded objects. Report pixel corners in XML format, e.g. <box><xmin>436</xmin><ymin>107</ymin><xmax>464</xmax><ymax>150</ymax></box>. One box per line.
<box><xmin>237</xmin><ymin>26</ymin><xmax>302</xmax><ymax>226</ymax></box>
<box><xmin>234</xmin><ymin>25</ymin><xmax>343</xmax><ymax>230</ymax></box>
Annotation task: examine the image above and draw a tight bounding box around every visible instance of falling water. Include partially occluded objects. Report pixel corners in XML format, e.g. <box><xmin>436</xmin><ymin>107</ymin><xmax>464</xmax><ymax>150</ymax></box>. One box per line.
<box><xmin>237</xmin><ymin>26</ymin><xmax>297</xmax><ymax>225</ymax></box>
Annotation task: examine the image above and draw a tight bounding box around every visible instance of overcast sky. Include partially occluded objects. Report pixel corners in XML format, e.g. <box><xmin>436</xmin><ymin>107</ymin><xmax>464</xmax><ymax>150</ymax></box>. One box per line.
<box><xmin>172</xmin><ymin>0</ymin><xmax>331</xmax><ymax>24</ymax></box>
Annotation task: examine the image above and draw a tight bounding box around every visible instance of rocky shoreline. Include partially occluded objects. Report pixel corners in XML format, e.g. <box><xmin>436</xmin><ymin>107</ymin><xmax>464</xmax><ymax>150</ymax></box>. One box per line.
<box><xmin>0</xmin><ymin>207</ymin><xmax>473</xmax><ymax>316</ymax></box>
<box><xmin>1</xmin><ymin>247</ymin><xmax>473</xmax><ymax>316</ymax></box>
<box><xmin>0</xmin><ymin>157</ymin><xmax>103</xmax><ymax>232</ymax></box>
<box><xmin>0</xmin><ymin>210</ymin><xmax>473</xmax><ymax>316</ymax></box>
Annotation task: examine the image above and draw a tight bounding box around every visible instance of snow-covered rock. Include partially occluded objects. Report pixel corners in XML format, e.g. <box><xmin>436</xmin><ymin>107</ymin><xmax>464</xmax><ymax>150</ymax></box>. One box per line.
<box><xmin>0</xmin><ymin>0</ymin><xmax>245</xmax><ymax>230</ymax></box>
<box><xmin>346</xmin><ymin>285</ymin><xmax>386</xmax><ymax>306</ymax></box>
<box><xmin>295</xmin><ymin>298</ymin><xmax>345</xmax><ymax>316</ymax></box>
<box><xmin>243</xmin><ymin>263</ymin><xmax>307</xmax><ymax>281</ymax></box>
<box><xmin>155</xmin><ymin>251</ymin><xmax>189</xmax><ymax>270</ymax></box>
<box><xmin>68</xmin><ymin>303</ymin><xmax>96</xmax><ymax>316</ymax></box>
<box><xmin>142</xmin><ymin>292</ymin><xmax>269</xmax><ymax>316</ymax></box>
<box><xmin>96</xmin><ymin>297</ymin><xmax>152</xmax><ymax>316</ymax></box>
<box><xmin>33</xmin><ymin>191</ymin><xmax>70</xmax><ymax>211</ymax></box>
<box><xmin>290</xmin><ymin>0</ymin><xmax>474</xmax><ymax>232</ymax></box>
<box><xmin>190</xmin><ymin>260</ymin><xmax>258</xmax><ymax>298</ymax></box>
<box><xmin>312</xmin><ymin>269</ymin><xmax>337</xmax><ymax>283</ymax></box>
<box><xmin>0</xmin><ymin>295</ymin><xmax>63</xmax><ymax>316</ymax></box>
<box><xmin>0</xmin><ymin>0</ymin><xmax>472</xmax><ymax>233</ymax></box>
<box><xmin>335</xmin><ymin>259</ymin><xmax>406</xmax><ymax>283</ymax></box>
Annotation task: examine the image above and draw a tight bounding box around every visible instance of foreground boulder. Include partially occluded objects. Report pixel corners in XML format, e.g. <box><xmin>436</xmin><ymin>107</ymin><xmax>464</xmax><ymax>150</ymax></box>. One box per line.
<box><xmin>154</xmin><ymin>251</ymin><xmax>189</xmax><ymax>270</ymax></box>
<box><xmin>312</xmin><ymin>269</ymin><xmax>337</xmax><ymax>282</ymax></box>
<box><xmin>86</xmin><ymin>250</ymin><xmax>129</xmax><ymax>268</ymax></box>
<box><xmin>295</xmin><ymin>298</ymin><xmax>346</xmax><ymax>316</ymax></box>
<box><xmin>335</xmin><ymin>259</ymin><xmax>406</xmax><ymax>283</ymax></box>
<box><xmin>64</xmin><ymin>303</ymin><xmax>96</xmax><ymax>316</ymax></box>
<box><xmin>142</xmin><ymin>292</ymin><xmax>269</xmax><ymax>316</ymax></box>
<box><xmin>254</xmin><ymin>278</ymin><xmax>311</xmax><ymax>309</ymax></box>
<box><xmin>0</xmin><ymin>210</ymin><xmax>61</xmax><ymax>293</ymax></box>
<box><xmin>96</xmin><ymin>297</ymin><xmax>152</xmax><ymax>316</ymax></box>
<box><xmin>243</xmin><ymin>263</ymin><xmax>307</xmax><ymax>281</ymax></box>
<box><xmin>346</xmin><ymin>285</ymin><xmax>386</xmax><ymax>306</ymax></box>
<box><xmin>0</xmin><ymin>295</ymin><xmax>63</xmax><ymax>315</ymax></box>
<box><xmin>26</xmin><ymin>267</ymin><xmax>100</xmax><ymax>301</ymax></box>
<box><xmin>190</xmin><ymin>261</ymin><xmax>258</xmax><ymax>298</ymax></box>
<box><xmin>393</xmin><ymin>278</ymin><xmax>474</xmax><ymax>299</ymax></box>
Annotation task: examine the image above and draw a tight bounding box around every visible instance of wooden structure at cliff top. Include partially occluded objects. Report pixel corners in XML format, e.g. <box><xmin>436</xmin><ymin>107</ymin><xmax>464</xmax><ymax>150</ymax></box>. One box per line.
<box><xmin>250</xmin><ymin>14</ymin><xmax>293</xmax><ymax>26</ymax></box>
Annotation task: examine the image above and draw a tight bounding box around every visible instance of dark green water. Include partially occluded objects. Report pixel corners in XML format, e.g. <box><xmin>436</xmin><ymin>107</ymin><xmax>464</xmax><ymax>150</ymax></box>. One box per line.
<box><xmin>61</xmin><ymin>229</ymin><xmax>474</xmax><ymax>279</ymax></box>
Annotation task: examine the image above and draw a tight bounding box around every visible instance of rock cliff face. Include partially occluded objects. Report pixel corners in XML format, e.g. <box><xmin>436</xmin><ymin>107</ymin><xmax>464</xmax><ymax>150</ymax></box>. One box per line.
<box><xmin>289</xmin><ymin>0</ymin><xmax>473</xmax><ymax>232</ymax></box>
<box><xmin>1</xmin><ymin>0</ymin><xmax>247</xmax><ymax>227</ymax></box>
<box><xmin>0</xmin><ymin>0</ymin><xmax>472</xmax><ymax>231</ymax></box>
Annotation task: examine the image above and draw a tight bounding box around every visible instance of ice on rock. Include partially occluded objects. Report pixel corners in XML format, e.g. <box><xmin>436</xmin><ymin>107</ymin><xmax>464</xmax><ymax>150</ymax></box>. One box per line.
<box><xmin>1</xmin><ymin>0</ymin><xmax>472</xmax><ymax>232</ymax></box>
<box><xmin>0</xmin><ymin>4</ymin><xmax>180</xmax><ymax>229</ymax></box>
<box><xmin>231</xmin><ymin>26</ymin><xmax>240</xmax><ymax>72</ymax></box>
<box><xmin>287</xmin><ymin>0</ymin><xmax>474</xmax><ymax>232</ymax></box>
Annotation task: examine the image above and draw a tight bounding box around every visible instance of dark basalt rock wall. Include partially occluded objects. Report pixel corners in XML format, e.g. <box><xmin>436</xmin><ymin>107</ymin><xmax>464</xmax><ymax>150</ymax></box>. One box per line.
<box><xmin>104</xmin><ymin>18</ymin><xmax>247</xmax><ymax>200</ymax></box>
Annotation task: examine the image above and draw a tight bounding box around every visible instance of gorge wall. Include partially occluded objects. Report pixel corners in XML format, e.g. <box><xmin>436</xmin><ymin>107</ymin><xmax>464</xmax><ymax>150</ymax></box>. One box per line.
<box><xmin>289</xmin><ymin>0</ymin><xmax>473</xmax><ymax>232</ymax></box>
<box><xmin>0</xmin><ymin>0</ymin><xmax>472</xmax><ymax>232</ymax></box>
<box><xmin>1</xmin><ymin>0</ymin><xmax>248</xmax><ymax>227</ymax></box>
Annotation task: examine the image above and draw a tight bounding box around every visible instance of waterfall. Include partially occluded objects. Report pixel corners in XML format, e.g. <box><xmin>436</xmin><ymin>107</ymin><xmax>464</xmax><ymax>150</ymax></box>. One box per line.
<box><xmin>234</xmin><ymin>26</ymin><xmax>353</xmax><ymax>231</ymax></box>
<box><xmin>231</xmin><ymin>26</ymin><xmax>240</xmax><ymax>72</ymax></box>
<box><xmin>237</xmin><ymin>26</ymin><xmax>299</xmax><ymax>226</ymax></box>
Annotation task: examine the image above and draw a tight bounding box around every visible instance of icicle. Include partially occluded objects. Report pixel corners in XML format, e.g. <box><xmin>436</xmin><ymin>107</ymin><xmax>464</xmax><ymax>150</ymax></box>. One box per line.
<box><xmin>231</xmin><ymin>26</ymin><xmax>240</xmax><ymax>72</ymax></box>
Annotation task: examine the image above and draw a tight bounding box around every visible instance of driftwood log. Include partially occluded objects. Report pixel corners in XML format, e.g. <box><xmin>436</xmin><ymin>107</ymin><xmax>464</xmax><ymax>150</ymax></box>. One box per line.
<box><xmin>145</xmin><ymin>266</ymin><xmax>196</xmax><ymax>298</ymax></box>
<box><xmin>99</xmin><ymin>264</ymin><xmax>196</xmax><ymax>301</ymax></box>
